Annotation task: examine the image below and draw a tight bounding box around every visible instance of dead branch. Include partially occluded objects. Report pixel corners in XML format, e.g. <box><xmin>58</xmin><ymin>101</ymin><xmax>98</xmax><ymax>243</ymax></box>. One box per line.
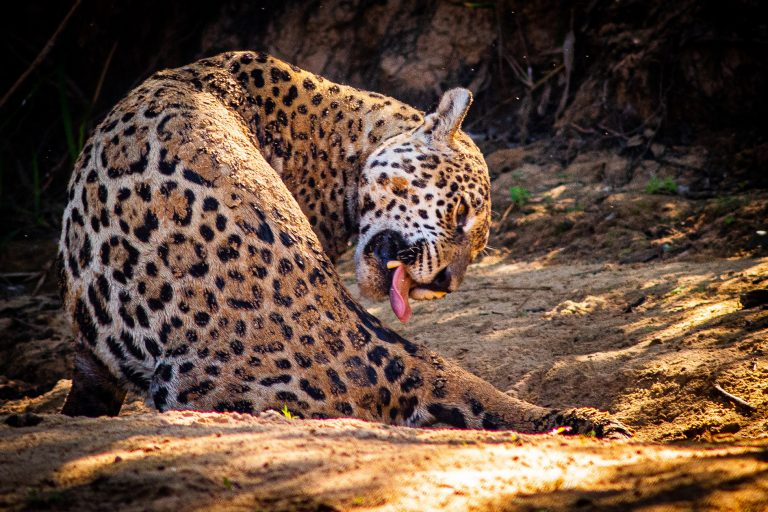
<box><xmin>517</xmin><ymin>91</ymin><xmax>532</xmax><ymax>143</ymax></box>
<box><xmin>554</xmin><ymin>26</ymin><xmax>575</xmax><ymax>120</ymax></box>
<box><xmin>40</xmin><ymin>153</ymin><xmax>70</xmax><ymax>193</ymax></box>
<box><xmin>494</xmin><ymin>203</ymin><xmax>516</xmax><ymax>234</ymax></box>
<box><xmin>597</xmin><ymin>123</ymin><xmax>629</xmax><ymax>140</ymax></box>
<box><xmin>536</xmin><ymin>82</ymin><xmax>551</xmax><ymax>116</ymax></box>
<box><xmin>0</xmin><ymin>0</ymin><xmax>82</xmax><ymax>110</ymax></box>
<box><xmin>494</xmin><ymin>2</ymin><xmax>507</xmax><ymax>90</ymax></box>
<box><xmin>91</xmin><ymin>41</ymin><xmax>118</xmax><ymax>106</ymax></box>
<box><xmin>0</xmin><ymin>272</ymin><xmax>41</xmax><ymax>279</ymax></box>
<box><xmin>503</xmin><ymin>54</ymin><xmax>533</xmax><ymax>88</ymax></box>
<box><xmin>512</xmin><ymin>7</ymin><xmax>533</xmax><ymax>83</ymax></box>
<box><xmin>530</xmin><ymin>64</ymin><xmax>564</xmax><ymax>93</ymax></box>
<box><xmin>568</xmin><ymin>123</ymin><xmax>596</xmax><ymax>135</ymax></box>
<box><xmin>32</xmin><ymin>259</ymin><xmax>54</xmax><ymax>296</ymax></box>
<box><xmin>465</xmin><ymin>62</ymin><xmax>565</xmax><ymax>132</ymax></box>
<box><xmin>713</xmin><ymin>383</ymin><xmax>757</xmax><ymax>412</ymax></box>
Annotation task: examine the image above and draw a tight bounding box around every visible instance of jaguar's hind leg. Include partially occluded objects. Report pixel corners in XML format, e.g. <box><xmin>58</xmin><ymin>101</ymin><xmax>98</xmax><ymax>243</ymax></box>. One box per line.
<box><xmin>62</xmin><ymin>343</ymin><xmax>126</xmax><ymax>417</ymax></box>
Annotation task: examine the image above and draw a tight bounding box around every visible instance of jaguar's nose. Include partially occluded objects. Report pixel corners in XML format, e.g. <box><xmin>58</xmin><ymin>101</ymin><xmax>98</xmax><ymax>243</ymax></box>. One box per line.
<box><xmin>364</xmin><ymin>229</ymin><xmax>407</xmax><ymax>269</ymax></box>
<box><xmin>429</xmin><ymin>267</ymin><xmax>452</xmax><ymax>292</ymax></box>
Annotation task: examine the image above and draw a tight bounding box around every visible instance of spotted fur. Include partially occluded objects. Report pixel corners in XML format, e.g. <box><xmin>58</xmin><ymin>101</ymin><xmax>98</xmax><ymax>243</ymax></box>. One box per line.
<box><xmin>58</xmin><ymin>51</ymin><xmax>629</xmax><ymax>437</ymax></box>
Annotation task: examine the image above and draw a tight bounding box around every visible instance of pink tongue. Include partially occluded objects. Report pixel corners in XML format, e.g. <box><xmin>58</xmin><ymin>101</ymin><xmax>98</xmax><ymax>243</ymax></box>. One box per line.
<box><xmin>389</xmin><ymin>264</ymin><xmax>412</xmax><ymax>323</ymax></box>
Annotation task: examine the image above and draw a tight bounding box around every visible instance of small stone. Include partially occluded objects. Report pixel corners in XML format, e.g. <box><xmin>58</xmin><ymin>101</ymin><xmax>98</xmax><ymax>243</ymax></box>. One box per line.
<box><xmin>740</xmin><ymin>289</ymin><xmax>768</xmax><ymax>309</ymax></box>
<box><xmin>650</xmin><ymin>143</ymin><xmax>666</xmax><ymax>157</ymax></box>
<box><xmin>4</xmin><ymin>413</ymin><xmax>43</xmax><ymax>428</ymax></box>
<box><xmin>619</xmin><ymin>246</ymin><xmax>661</xmax><ymax>264</ymax></box>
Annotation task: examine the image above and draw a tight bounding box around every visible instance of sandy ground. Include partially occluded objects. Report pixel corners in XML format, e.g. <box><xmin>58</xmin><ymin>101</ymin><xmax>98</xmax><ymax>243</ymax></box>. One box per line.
<box><xmin>2</xmin><ymin>411</ymin><xmax>768</xmax><ymax>512</ymax></box>
<box><xmin>353</xmin><ymin>257</ymin><xmax>768</xmax><ymax>443</ymax></box>
<box><xmin>1</xmin><ymin>256</ymin><xmax>767</xmax><ymax>511</ymax></box>
<box><xmin>2</xmin><ymin>144</ymin><xmax>768</xmax><ymax>510</ymax></box>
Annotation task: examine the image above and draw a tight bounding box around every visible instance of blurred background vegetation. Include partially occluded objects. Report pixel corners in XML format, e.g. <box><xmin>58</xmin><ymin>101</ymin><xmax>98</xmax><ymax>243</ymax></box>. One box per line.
<box><xmin>1</xmin><ymin>0</ymin><xmax>765</xmax><ymax>257</ymax></box>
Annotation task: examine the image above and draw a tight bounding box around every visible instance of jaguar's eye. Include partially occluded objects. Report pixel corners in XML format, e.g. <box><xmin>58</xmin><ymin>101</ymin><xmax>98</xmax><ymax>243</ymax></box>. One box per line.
<box><xmin>455</xmin><ymin>198</ymin><xmax>469</xmax><ymax>228</ymax></box>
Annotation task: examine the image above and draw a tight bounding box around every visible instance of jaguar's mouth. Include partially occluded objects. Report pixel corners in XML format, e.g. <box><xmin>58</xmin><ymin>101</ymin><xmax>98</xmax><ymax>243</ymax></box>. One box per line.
<box><xmin>359</xmin><ymin>229</ymin><xmax>450</xmax><ymax>323</ymax></box>
<box><xmin>386</xmin><ymin>260</ymin><xmax>447</xmax><ymax>324</ymax></box>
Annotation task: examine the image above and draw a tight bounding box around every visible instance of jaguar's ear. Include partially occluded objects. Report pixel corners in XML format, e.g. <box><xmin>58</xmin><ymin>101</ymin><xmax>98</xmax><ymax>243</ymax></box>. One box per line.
<box><xmin>420</xmin><ymin>88</ymin><xmax>472</xmax><ymax>146</ymax></box>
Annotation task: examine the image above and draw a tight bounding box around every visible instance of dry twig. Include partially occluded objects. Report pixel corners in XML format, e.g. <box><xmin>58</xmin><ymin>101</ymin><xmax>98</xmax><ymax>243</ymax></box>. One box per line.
<box><xmin>0</xmin><ymin>272</ymin><xmax>40</xmax><ymax>279</ymax></box>
<box><xmin>91</xmin><ymin>41</ymin><xmax>118</xmax><ymax>106</ymax></box>
<box><xmin>568</xmin><ymin>122</ymin><xmax>596</xmax><ymax>135</ymax></box>
<box><xmin>713</xmin><ymin>383</ymin><xmax>756</xmax><ymax>412</ymax></box>
<box><xmin>465</xmin><ymin>62</ymin><xmax>565</xmax><ymax>132</ymax></box>
<box><xmin>494</xmin><ymin>203</ymin><xmax>516</xmax><ymax>234</ymax></box>
<box><xmin>0</xmin><ymin>0</ymin><xmax>82</xmax><ymax>110</ymax></box>
<box><xmin>32</xmin><ymin>259</ymin><xmax>54</xmax><ymax>296</ymax></box>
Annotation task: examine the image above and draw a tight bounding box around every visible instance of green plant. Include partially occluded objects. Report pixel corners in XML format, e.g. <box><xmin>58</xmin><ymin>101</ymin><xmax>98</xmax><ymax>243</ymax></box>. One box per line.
<box><xmin>714</xmin><ymin>195</ymin><xmax>740</xmax><ymax>214</ymax></box>
<box><xmin>280</xmin><ymin>404</ymin><xmax>294</xmax><ymax>419</ymax></box>
<box><xmin>509</xmin><ymin>186</ymin><xmax>531</xmax><ymax>207</ymax></box>
<box><xmin>667</xmin><ymin>285</ymin><xmax>686</xmax><ymax>296</ymax></box>
<box><xmin>645</xmin><ymin>176</ymin><xmax>677</xmax><ymax>195</ymax></box>
<box><xmin>723</xmin><ymin>214</ymin><xmax>736</xmax><ymax>225</ymax></box>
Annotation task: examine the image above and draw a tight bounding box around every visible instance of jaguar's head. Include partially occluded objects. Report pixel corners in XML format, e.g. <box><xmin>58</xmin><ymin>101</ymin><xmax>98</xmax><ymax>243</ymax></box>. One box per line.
<box><xmin>355</xmin><ymin>88</ymin><xmax>491</xmax><ymax>322</ymax></box>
